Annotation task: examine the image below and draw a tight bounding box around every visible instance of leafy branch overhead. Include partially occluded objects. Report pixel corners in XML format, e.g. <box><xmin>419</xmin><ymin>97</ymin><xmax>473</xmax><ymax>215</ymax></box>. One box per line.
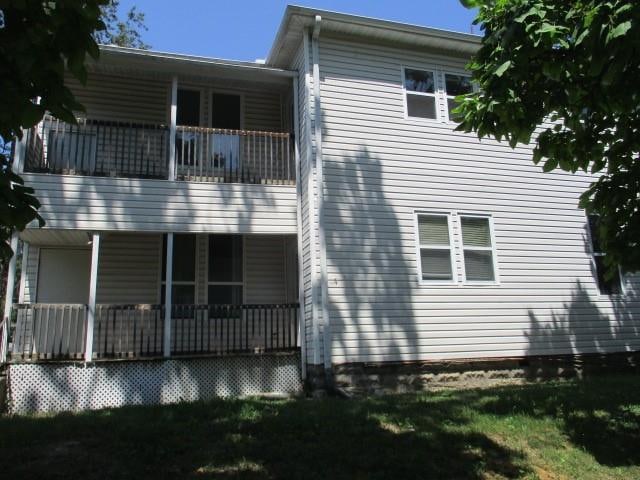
<box><xmin>94</xmin><ymin>0</ymin><xmax>150</xmax><ymax>49</ymax></box>
<box><xmin>0</xmin><ymin>1</ymin><xmax>149</xmax><ymax>262</ymax></box>
<box><xmin>456</xmin><ymin>0</ymin><xmax>640</xmax><ymax>273</ymax></box>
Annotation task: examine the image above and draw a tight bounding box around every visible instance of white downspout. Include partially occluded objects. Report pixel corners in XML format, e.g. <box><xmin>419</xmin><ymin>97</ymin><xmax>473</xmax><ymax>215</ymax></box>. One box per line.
<box><xmin>311</xmin><ymin>15</ymin><xmax>332</xmax><ymax>375</ymax></box>
<box><xmin>292</xmin><ymin>75</ymin><xmax>307</xmax><ymax>380</ymax></box>
<box><xmin>303</xmin><ymin>29</ymin><xmax>321</xmax><ymax>367</ymax></box>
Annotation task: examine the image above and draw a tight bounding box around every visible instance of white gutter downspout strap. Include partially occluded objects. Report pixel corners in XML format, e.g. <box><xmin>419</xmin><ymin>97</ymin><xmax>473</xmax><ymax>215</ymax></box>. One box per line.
<box><xmin>312</xmin><ymin>15</ymin><xmax>332</xmax><ymax>373</ymax></box>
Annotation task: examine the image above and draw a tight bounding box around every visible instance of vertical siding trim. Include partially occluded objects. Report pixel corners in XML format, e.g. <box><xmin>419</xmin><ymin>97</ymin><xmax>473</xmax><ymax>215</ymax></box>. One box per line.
<box><xmin>293</xmin><ymin>75</ymin><xmax>307</xmax><ymax>378</ymax></box>
<box><xmin>312</xmin><ymin>16</ymin><xmax>332</xmax><ymax>371</ymax></box>
<box><xmin>304</xmin><ymin>29</ymin><xmax>321</xmax><ymax>366</ymax></box>
<box><xmin>18</xmin><ymin>242</ymin><xmax>29</xmax><ymax>303</ymax></box>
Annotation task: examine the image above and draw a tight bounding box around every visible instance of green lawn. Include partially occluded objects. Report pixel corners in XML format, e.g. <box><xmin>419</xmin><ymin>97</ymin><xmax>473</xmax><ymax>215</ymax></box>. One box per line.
<box><xmin>1</xmin><ymin>375</ymin><xmax>639</xmax><ymax>479</ymax></box>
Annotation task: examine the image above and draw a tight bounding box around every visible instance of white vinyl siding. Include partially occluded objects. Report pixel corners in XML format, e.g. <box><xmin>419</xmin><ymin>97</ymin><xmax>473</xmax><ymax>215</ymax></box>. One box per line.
<box><xmin>315</xmin><ymin>34</ymin><xmax>640</xmax><ymax>364</ymax></box>
<box><xmin>244</xmin><ymin>235</ymin><xmax>287</xmax><ymax>304</ymax></box>
<box><xmin>97</xmin><ymin>233</ymin><xmax>162</xmax><ymax>304</ymax></box>
<box><xmin>22</xmin><ymin>174</ymin><xmax>297</xmax><ymax>234</ymax></box>
<box><xmin>21</xmin><ymin>245</ymin><xmax>39</xmax><ymax>304</ymax></box>
<box><xmin>292</xmin><ymin>38</ymin><xmax>322</xmax><ymax>365</ymax></box>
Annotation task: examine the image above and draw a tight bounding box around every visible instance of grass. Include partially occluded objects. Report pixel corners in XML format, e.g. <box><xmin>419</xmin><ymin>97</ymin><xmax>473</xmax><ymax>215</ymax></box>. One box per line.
<box><xmin>1</xmin><ymin>375</ymin><xmax>640</xmax><ymax>479</ymax></box>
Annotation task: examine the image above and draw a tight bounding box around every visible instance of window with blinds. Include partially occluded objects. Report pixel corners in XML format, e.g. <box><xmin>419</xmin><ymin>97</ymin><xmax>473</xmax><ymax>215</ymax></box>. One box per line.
<box><xmin>460</xmin><ymin>216</ymin><xmax>496</xmax><ymax>282</ymax></box>
<box><xmin>417</xmin><ymin>214</ymin><xmax>454</xmax><ymax>281</ymax></box>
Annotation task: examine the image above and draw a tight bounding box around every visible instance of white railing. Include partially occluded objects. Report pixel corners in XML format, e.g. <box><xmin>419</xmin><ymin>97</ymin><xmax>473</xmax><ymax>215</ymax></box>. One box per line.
<box><xmin>175</xmin><ymin>126</ymin><xmax>295</xmax><ymax>184</ymax></box>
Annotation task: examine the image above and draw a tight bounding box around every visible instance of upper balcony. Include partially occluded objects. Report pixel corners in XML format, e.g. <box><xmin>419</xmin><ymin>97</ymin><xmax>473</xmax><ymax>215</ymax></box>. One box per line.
<box><xmin>17</xmin><ymin>46</ymin><xmax>300</xmax><ymax>235</ymax></box>
<box><xmin>24</xmin><ymin>116</ymin><xmax>295</xmax><ymax>185</ymax></box>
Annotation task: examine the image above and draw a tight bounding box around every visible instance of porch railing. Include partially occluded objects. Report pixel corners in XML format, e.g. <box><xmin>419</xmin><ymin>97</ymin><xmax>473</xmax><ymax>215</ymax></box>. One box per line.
<box><xmin>5</xmin><ymin>303</ymin><xmax>299</xmax><ymax>361</ymax></box>
<box><xmin>10</xmin><ymin>304</ymin><xmax>87</xmax><ymax>361</ymax></box>
<box><xmin>22</xmin><ymin>116</ymin><xmax>295</xmax><ymax>184</ymax></box>
<box><xmin>24</xmin><ymin>116</ymin><xmax>170</xmax><ymax>179</ymax></box>
<box><xmin>94</xmin><ymin>304</ymin><xmax>164</xmax><ymax>359</ymax></box>
<box><xmin>175</xmin><ymin>126</ymin><xmax>294</xmax><ymax>184</ymax></box>
<box><xmin>171</xmin><ymin>304</ymin><xmax>299</xmax><ymax>356</ymax></box>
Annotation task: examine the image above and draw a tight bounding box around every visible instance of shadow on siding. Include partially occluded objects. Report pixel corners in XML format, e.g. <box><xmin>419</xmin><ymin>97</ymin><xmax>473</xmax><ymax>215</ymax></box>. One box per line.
<box><xmin>323</xmin><ymin>146</ymin><xmax>416</xmax><ymax>364</ymax></box>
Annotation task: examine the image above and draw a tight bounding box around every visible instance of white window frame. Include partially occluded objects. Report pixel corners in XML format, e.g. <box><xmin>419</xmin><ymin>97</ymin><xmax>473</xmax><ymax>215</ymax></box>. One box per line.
<box><xmin>586</xmin><ymin>214</ymin><xmax>625</xmax><ymax>297</ymax></box>
<box><xmin>459</xmin><ymin>213</ymin><xmax>500</xmax><ymax>286</ymax></box>
<box><xmin>402</xmin><ymin>66</ymin><xmax>440</xmax><ymax>122</ymax></box>
<box><xmin>442</xmin><ymin>70</ymin><xmax>475</xmax><ymax>124</ymax></box>
<box><xmin>414</xmin><ymin>211</ymin><xmax>457</xmax><ymax>285</ymax></box>
<box><xmin>205</xmin><ymin>234</ymin><xmax>245</xmax><ymax>305</ymax></box>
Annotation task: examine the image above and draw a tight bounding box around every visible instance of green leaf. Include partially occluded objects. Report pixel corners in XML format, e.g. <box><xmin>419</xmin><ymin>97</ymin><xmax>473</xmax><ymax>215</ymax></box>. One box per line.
<box><xmin>543</xmin><ymin>158</ymin><xmax>559</xmax><ymax>172</ymax></box>
<box><xmin>608</xmin><ymin>21</ymin><xmax>632</xmax><ymax>41</ymax></box>
<box><xmin>494</xmin><ymin>60</ymin><xmax>512</xmax><ymax>77</ymax></box>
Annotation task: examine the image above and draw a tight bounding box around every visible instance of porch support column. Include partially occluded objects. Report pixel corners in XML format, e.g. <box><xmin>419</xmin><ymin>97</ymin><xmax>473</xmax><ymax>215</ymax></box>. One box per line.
<box><xmin>168</xmin><ymin>76</ymin><xmax>178</xmax><ymax>181</ymax></box>
<box><xmin>163</xmin><ymin>233</ymin><xmax>173</xmax><ymax>357</ymax></box>
<box><xmin>13</xmin><ymin>130</ymin><xmax>27</xmax><ymax>174</ymax></box>
<box><xmin>84</xmin><ymin>233</ymin><xmax>100</xmax><ymax>363</ymax></box>
<box><xmin>1</xmin><ymin>232</ymin><xmax>19</xmax><ymax>363</ymax></box>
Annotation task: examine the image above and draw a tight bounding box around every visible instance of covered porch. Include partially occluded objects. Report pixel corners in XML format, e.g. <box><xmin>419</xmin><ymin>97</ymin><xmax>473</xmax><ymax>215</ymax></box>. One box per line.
<box><xmin>4</xmin><ymin>230</ymin><xmax>300</xmax><ymax>362</ymax></box>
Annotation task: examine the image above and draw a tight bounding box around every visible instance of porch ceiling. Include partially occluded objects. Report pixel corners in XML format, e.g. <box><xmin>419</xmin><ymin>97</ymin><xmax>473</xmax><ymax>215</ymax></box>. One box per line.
<box><xmin>91</xmin><ymin>46</ymin><xmax>295</xmax><ymax>88</ymax></box>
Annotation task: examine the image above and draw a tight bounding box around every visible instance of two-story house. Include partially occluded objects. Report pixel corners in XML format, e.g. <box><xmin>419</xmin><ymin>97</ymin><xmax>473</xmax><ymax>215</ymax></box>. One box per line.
<box><xmin>2</xmin><ymin>6</ymin><xmax>639</xmax><ymax>413</ymax></box>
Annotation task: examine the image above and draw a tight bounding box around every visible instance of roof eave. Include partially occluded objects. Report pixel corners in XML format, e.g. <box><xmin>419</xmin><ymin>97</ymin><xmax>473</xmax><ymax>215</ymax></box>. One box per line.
<box><xmin>267</xmin><ymin>5</ymin><xmax>481</xmax><ymax>69</ymax></box>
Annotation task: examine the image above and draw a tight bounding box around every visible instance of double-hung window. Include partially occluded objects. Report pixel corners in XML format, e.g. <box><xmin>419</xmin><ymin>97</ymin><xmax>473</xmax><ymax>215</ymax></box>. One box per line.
<box><xmin>416</xmin><ymin>214</ymin><xmax>455</xmax><ymax>282</ymax></box>
<box><xmin>162</xmin><ymin>234</ymin><xmax>196</xmax><ymax>304</ymax></box>
<box><xmin>444</xmin><ymin>73</ymin><xmax>473</xmax><ymax>122</ymax></box>
<box><xmin>403</xmin><ymin>68</ymin><xmax>438</xmax><ymax>120</ymax></box>
<box><xmin>460</xmin><ymin>215</ymin><xmax>497</xmax><ymax>283</ymax></box>
<box><xmin>208</xmin><ymin>234</ymin><xmax>243</xmax><ymax>304</ymax></box>
<box><xmin>402</xmin><ymin>67</ymin><xmax>473</xmax><ymax>122</ymax></box>
<box><xmin>587</xmin><ymin>215</ymin><xmax>622</xmax><ymax>295</ymax></box>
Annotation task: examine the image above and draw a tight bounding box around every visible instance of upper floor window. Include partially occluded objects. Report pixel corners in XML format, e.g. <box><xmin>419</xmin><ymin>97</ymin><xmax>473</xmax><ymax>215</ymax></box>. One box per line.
<box><xmin>587</xmin><ymin>215</ymin><xmax>622</xmax><ymax>295</ymax></box>
<box><xmin>403</xmin><ymin>68</ymin><xmax>438</xmax><ymax>120</ymax></box>
<box><xmin>402</xmin><ymin>67</ymin><xmax>473</xmax><ymax>123</ymax></box>
<box><xmin>444</xmin><ymin>73</ymin><xmax>473</xmax><ymax>122</ymax></box>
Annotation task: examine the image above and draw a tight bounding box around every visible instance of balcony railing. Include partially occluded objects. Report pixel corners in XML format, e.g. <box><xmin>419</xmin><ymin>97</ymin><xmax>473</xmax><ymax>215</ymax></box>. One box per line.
<box><xmin>6</xmin><ymin>303</ymin><xmax>299</xmax><ymax>361</ymax></box>
<box><xmin>23</xmin><ymin>116</ymin><xmax>295</xmax><ymax>184</ymax></box>
<box><xmin>25</xmin><ymin>116</ymin><xmax>170</xmax><ymax>179</ymax></box>
<box><xmin>176</xmin><ymin>126</ymin><xmax>294</xmax><ymax>184</ymax></box>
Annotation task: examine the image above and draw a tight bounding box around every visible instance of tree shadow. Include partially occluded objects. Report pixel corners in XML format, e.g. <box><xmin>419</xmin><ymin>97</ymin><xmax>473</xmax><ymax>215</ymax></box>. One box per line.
<box><xmin>0</xmin><ymin>393</ymin><xmax>530</xmax><ymax>480</ymax></box>
<box><xmin>524</xmin><ymin>278</ymin><xmax>640</xmax><ymax>466</ymax></box>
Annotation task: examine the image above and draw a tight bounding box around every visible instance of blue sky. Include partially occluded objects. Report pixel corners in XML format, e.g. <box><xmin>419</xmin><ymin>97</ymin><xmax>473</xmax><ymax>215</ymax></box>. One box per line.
<box><xmin>117</xmin><ymin>1</ymin><xmax>478</xmax><ymax>61</ymax></box>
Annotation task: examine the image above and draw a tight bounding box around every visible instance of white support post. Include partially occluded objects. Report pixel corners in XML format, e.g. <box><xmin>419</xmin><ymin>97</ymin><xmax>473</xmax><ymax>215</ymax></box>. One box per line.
<box><xmin>168</xmin><ymin>76</ymin><xmax>178</xmax><ymax>181</ymax></box>
<box><xmin>1</xmin><ymin>232</ymin><xmax>19</xmax><ymax>363</ymax></box>
<box><xmin>13</xmin><ymin>130</ymin><xmax>27</xmax><ymax>174</ymax></box>
<box><xmin>84</xmin><ymin>233</ymin><xmax>100</xmax><ymax>363</ymax></box>
<box><xmin>163</xmin><ymin>233</ymin><xmax>173</xmax><ymax>357</ymax></box>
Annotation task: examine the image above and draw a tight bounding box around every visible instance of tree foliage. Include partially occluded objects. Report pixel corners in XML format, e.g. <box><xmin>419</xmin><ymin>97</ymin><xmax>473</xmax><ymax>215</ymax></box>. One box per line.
<box><xmin>94</xmin><ymin>0</ymin><xmax>149</xmax><ymax>49</ymax></box>
<box><xmin>457</xmin><ymin>0</ymin><xmax>640</xmax><ymax>274</ymax></box>
<box><xmin>0</xmin><ymin>0</ymin><xmax>111</xmax><ymax>261</ymax></box>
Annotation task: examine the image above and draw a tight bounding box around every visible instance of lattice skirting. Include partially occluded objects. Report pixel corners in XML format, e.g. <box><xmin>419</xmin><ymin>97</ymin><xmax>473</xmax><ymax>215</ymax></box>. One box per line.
<box><xmin>7</xmin><ymin>353</ymin><xmax>302</xmax><ymax>414</ymax></box>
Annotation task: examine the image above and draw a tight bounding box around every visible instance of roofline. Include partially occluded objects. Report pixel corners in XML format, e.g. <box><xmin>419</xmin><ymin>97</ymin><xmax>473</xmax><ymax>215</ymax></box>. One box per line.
<box><xmin>98</xmin><ymin>44</ymin><xmax>296</xmax><ymax>78</ymax></box>
<box><xmin>267</xmin><ymin>5</ymin><xmax>481</xmax><ymax>67</ymax></box>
